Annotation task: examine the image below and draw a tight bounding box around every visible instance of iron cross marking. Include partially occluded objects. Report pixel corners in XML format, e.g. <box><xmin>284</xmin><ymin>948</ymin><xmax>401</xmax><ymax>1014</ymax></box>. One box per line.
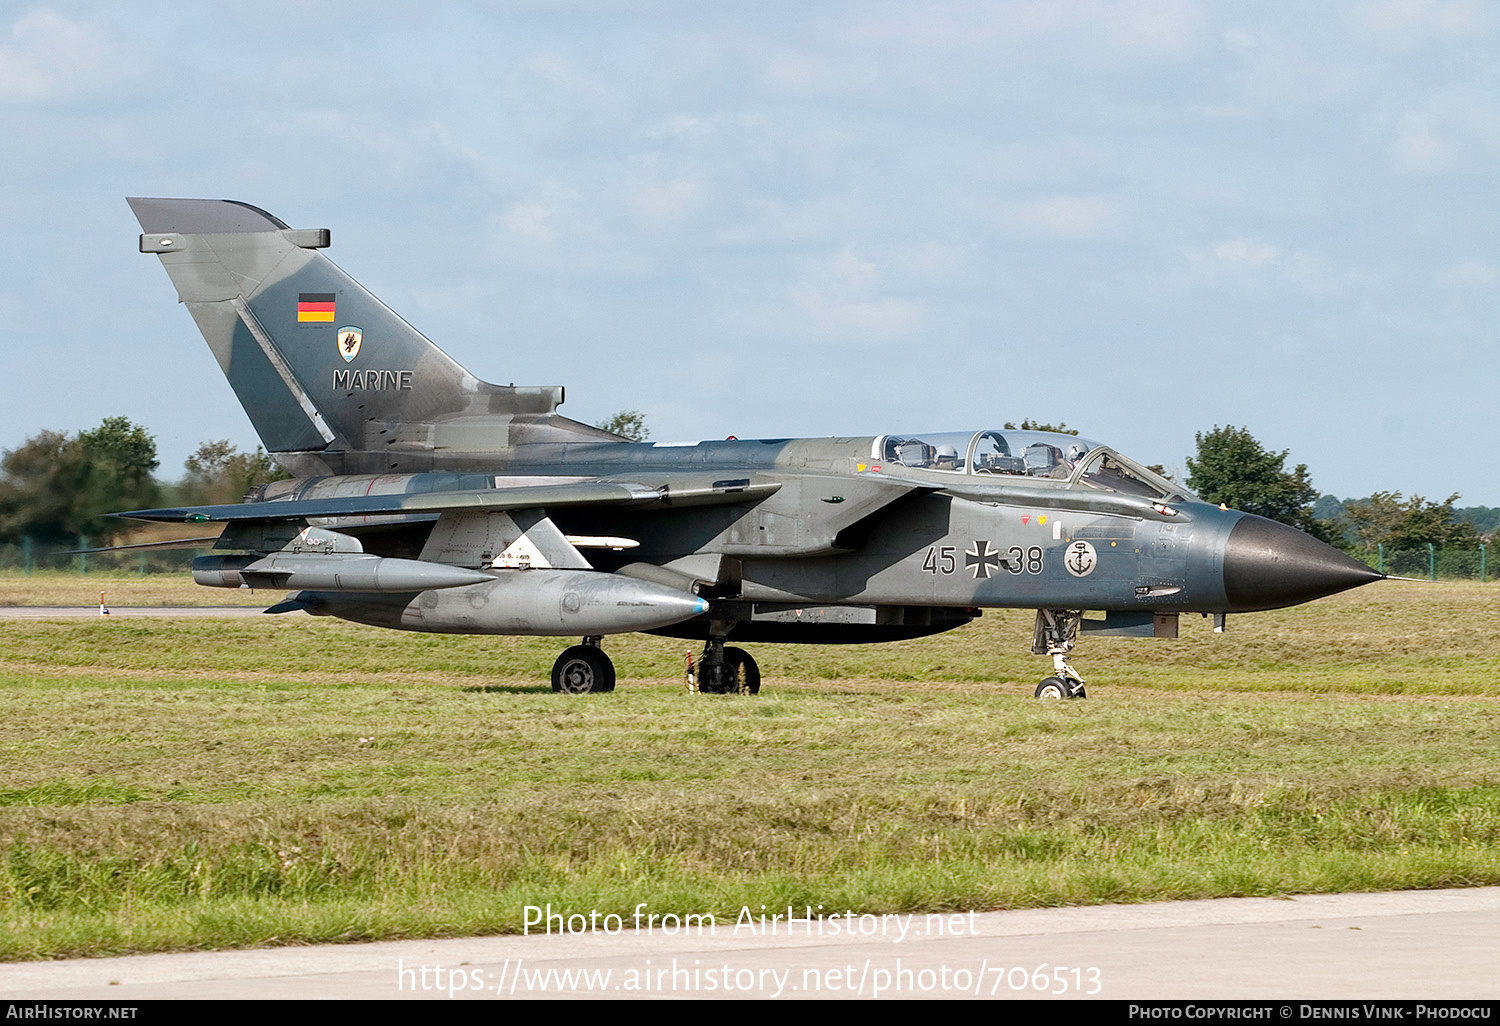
<box><xmin>966</xmin><ymin>540</ymin><xmax>1001</xmax><ymax>579</ymax></box>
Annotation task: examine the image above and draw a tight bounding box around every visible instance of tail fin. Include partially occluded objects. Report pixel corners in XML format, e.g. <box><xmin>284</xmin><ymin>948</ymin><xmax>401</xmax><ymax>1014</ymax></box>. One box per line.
<box><xmin>128</xmin><ymin>197</ymin><xmax>603</xmax><ymax>474</ymax></box>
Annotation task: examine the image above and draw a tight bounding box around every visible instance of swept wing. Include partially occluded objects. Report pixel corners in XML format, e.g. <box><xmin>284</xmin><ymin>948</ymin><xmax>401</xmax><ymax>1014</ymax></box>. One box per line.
<box><xmin>116</xmin><ymin>477</ymin><xmax>785</xmax><ymax>524</ymax></box>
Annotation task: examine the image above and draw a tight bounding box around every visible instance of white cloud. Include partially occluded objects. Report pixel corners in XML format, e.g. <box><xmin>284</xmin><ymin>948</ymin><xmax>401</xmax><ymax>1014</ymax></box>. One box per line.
<box><xmin>1363</xmin><ymin>0</ymin><xmax>1477</xmax><ymax>34</ymax></box>
<box><xmin>793</xmin><ymin>288</ymin><xmax>918</xmax><ymax>335</ymax></box>
<box><xmin>1396</xmin><ymin>113</ymin><xmax>1443</xmax><ymax>167</ymax></box>
<box><xmin>498</xmin><ymin>181</ymin><xmax>583</xmax><ymax>244</ymax></box>
<box><xmin>652</xmin><ymin>114</ymin><xmax>718</xmax><ymax>138</ymax></box>
<box><xmin>1213</xmin><ymin>238</ymin><xmax>1279</xmax><ymax>265</ymax></box>
<box><xmin>503</xmin><ymin>202</ymin><xmax>554</xmax><ymax>241</ymax></box>
<box><xmin>0</xmin><ymin>10</ymin><xmax>107</xmax><ymax>101</ymax></box>
<box><xmin>1018</xmin><ymin>196</ymin><xmax>1111</xmax><ymax>237</ymax></box>
<box><xmin>1102</xmin><ymin>0</ymin><xmax>1203</xmax><ymax>52</ymax></box>
<box><xmin>284</xmin><ymin>114</ymin><xmax>486</xmax><ymax>191</ymax></box>
<box><xmin>915</xmin><ymin>242</ymin><xmax>962</xmax><ymax>272</ymax></box>
<box><xmin>765</xmin><ymin>52</ymin><xmax>819</xmax><ymax>88</ymax></box>
<box><xmin>1189</xmin><ymin>239</ymin><xmax>1350</xmax><ymax>298</ymax></box>
<box><xmin>635</xmin><ymin>180</ymin><xmax>698</xmax><ymax>218</ymax></box>
<box><xmin>791</xmin><ymin>247</ymin><xmax>914</xmax><ymax>335</ymax></box>
<box><xmin>762</xmin><ymin>49</ymin><xmax>878</xmax><ymax>95</ymax></box>
<box><xmin>1224</xmin><ymin>26</ymin><xmax>1257</xmax><ymax>50</ymax></box>
<box><xmin>831</xmin><ymin>248</ymin><xmax>877</xmax><ymax>287</ymax></box>
<box><xmin>847</xmin><ymin>0</ymin><xmax>1203</xmax><ymax>54</ymax></box>
<box><xmin>1436</xmin><ymin>260</ymin><xmax>1500</xmax><ymax>286</ymax></box>
<box><xmin>521</xmin><ymin>53</ymin><xmax>609</xmax><ymax>100</ymax></box>
<box><xmin>1280</xmin><ymin>252</ymin><xmax>1347</xmax><ymax>297</ymax></box>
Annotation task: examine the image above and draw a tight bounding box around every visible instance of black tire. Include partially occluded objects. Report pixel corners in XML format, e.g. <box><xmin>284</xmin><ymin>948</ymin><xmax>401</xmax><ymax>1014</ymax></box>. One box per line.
<box><xmin>551</xmin><ymin>645</ymin><xmax>615</xmax><ymax>694</ymax></box>
<box><xmin>724</xmin><ymin>647</ymin><xmax>760</xmax><ymax>695</ymax></box>
<box><xmin>698</xmin><ymin>659</ymin><xmax>732</xmax><ymax>694</ymax></box>
<box><xmin>1034</xmin><ymin>676</ymin><xmax>1068</xmax><ymax>700</ymax></box>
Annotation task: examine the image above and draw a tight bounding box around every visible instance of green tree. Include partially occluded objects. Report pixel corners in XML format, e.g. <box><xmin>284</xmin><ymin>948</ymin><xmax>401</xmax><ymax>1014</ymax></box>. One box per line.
<box><xmin>75</xmin><ymin>416</ymin><xmax>159</xmax><ymax>534</ymax></box>
<box><xmin>180</xmin><ymin>440</ymin><xmax>288</xmax><ymax>505</ymax></box>
<box><xmin>1003</xmin><ymin>420</ymin><xmax>1079</xmax><ymax>435</ymax></box>
<box><xmin>0</xmin><ymin>418</ymin><xmax>160</xmax><ymax>545</ymax></box>
<box><xmin>1455</xmin><ymin>505</ymin><xmax>1500</xmax><ymax>539</ymax></box>
<box><xmin>1313</xmin><ymin>494</ymin><xmax>1347</xmax><ymax>522</ymax></box>
<box><xmin>595</xmin><ymin>410</ymin><xmax>649</xmax><ymax>441</ymax></box>
<box><xmin>0</xmin><ymin>429</ymin><xmax>85</xmax><ymax>544</ymax></box>
<box><xmin>1337</xmin><ymin>492</ymin><xmax>1479</xmax><ymax>553</ymax></box>
<box><xmin>1185</xmin><ymin>425</ymin><xmax>1320</xmax><ymax>533</ymax></box>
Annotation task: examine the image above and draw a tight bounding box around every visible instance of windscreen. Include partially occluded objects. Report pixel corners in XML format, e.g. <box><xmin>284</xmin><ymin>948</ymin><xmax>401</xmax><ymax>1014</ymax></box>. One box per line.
<box><xmin>1075</xmin><ymin>449</ymin><xmax>1193</xmax><ymax>502</ymax></box>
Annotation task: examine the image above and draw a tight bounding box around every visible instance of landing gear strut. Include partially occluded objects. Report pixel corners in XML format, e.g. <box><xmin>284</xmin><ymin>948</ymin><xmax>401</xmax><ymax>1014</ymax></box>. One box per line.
<box><xmin>551</xmin><ymin>636</ymin><xmax>615</xmax><ymax>694</ymax></box>
<box><xmin>1032</xmin><ymin>609</ymin><xmax>1086</xmax><ymax>699</ymax></box>
<box><xmin>687</xmin><ymin>624</ymin><xmax>760</xmax><ymax>695</ymax></box>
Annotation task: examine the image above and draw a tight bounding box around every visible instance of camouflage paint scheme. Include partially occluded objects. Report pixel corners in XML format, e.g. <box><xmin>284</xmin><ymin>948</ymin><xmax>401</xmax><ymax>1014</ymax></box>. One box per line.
<box><xmin>121</xmin><ymin>198</ymin><xmax>1382</xmax><ymax>696</ymax></box>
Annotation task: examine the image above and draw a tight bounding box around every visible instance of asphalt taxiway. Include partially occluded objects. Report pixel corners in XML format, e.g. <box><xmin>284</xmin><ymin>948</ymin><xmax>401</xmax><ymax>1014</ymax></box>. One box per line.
<box><xmin>1</xmin><ymin>888</ymin><xmax>1497</xmax><ymax>1000</ymax></box>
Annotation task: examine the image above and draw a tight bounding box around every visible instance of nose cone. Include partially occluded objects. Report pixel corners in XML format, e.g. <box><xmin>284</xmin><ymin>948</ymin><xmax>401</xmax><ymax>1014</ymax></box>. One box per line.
<box><xmin>1222</xmin><ymin>514</ymin><xmax>1384</xmax><ymax>612</ymax></box>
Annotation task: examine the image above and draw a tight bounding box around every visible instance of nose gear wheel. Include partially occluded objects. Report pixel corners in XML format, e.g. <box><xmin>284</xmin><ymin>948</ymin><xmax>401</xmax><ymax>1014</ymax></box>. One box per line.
<box><xmin>1032</xmin><ymin>609</ymin><xmax>1087</xmax><ymax>699</ymax></box>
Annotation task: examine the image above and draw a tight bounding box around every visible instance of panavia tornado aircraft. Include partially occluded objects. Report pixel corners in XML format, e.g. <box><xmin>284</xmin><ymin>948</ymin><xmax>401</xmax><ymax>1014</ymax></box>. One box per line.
<box><xmin>121</xmin><ymin>197</ymin><xmax>1384</xmax><ymax>698</ymax></box>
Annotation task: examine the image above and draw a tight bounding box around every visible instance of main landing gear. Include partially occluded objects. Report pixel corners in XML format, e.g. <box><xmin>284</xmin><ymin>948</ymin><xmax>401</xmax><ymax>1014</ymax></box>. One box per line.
<box><xmin>686</xmin><ymin>626</ymin><xmax>760</xmax><ymax>695</ymax></box>
<box><xmin>551</xmin><ymin>636</ymin><xmax>615</xmax><ymax>693</ymax></box>
<box><xmin>550</xmin><ymin>631</ymin><xmax>762</xmax><ymax>696</ymax></box>
<box><xmin>1032</xmin><ymin>609</ymin><xmax>1086</xmax><ymax>700</ymax></box>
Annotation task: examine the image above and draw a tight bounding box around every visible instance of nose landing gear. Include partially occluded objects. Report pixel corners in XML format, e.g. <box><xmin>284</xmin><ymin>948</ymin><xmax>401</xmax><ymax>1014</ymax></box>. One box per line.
<box><xmin>1033</xmin><ymin>609</ymin><xmax>1086</xmax><ymax>699</ymax></box>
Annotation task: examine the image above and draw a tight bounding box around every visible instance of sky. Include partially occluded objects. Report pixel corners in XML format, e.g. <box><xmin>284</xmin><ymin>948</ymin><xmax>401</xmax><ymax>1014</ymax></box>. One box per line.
<box><xmin>2</xmin><ymin>0</ymin><xmax>1497</xmax><ymax>504</ymax></box>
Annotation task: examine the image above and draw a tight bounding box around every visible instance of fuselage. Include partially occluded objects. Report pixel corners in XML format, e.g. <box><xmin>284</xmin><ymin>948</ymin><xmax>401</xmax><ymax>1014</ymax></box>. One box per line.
<box><xmin>251</xmin><ymin>426</ymin><xmax>1379</xmax><ymax>627</ymax></box>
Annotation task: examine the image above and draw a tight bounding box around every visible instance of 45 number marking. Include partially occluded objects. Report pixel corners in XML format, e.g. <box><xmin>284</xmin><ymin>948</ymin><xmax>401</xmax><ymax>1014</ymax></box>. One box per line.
<box><xmin>923</xmin><ymin>542</ymin><xmax>1044</xmax><ymax>580</ymax></box>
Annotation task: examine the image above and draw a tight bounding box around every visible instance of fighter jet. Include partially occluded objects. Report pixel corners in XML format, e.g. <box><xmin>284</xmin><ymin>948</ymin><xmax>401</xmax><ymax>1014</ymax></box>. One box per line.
<box><xmin>119</xmin><ymin>197</ymin><xmax>1384</xmax><ymax>698</ymax></box>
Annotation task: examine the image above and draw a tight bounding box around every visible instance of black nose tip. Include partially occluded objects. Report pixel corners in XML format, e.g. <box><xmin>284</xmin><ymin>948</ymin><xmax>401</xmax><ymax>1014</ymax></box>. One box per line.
<box><xmin>1222</xmin><ymin>514</ymin><xmax>1384</xmax><ymax>611</ymax></box>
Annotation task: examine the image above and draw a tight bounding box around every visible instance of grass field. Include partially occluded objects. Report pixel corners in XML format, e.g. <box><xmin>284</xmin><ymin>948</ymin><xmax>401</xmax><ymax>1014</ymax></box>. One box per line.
<box><xmin>1</xmin><ymin>578</ymin><xmax>1498</xmax><ymax>960</ymax></box>
<box><xmin>0</xmin><ymin>570</ymin><xmax>268</xmax><ymax>608</ymax></box>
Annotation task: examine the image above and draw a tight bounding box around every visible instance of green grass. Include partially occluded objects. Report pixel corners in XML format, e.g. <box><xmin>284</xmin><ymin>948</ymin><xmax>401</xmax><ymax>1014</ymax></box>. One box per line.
<box><xmin>1</xmin><ymin>580</ymin><xmax>1498</xmax><ymax>959</ymax></box>
<box><xmin>0</xmin><ymin>570</ymin><xmax>267</xmax><ymax>607</ymax></box>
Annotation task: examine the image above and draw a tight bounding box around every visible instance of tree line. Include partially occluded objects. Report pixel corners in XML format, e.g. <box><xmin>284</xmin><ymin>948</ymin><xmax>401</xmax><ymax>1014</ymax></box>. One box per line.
<box><xmin>1184</xmin><ymin>425</ymin><xmax>1495</xmax><ymax>557</ymax></box>
<box><xmin>0</xmin><ymin>417</ymin><xmax>286</xmax><ymax>548</ymax></box>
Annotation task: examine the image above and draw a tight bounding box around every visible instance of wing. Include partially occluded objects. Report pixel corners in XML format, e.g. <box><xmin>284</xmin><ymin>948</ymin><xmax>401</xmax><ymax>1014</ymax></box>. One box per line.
<box><xmin>114</xmin><ymin>476</ymin><xmax>783</xmax><ymax>524</ymax></box>
<box><xmin>116</xmin><ymin>471</ymin><xmax>936</xmax><ymax>580</ymax></box>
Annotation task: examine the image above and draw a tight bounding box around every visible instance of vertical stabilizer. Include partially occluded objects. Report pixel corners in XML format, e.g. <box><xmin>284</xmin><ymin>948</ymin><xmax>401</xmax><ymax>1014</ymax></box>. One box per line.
<box><xmin>128</xmin><ymin>197</ymin><xmax>604</xmax><ymax>474</ymax></box>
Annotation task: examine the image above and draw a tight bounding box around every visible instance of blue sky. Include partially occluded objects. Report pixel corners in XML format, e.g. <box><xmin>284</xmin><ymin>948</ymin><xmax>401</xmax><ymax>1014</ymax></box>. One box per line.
<box><xmin>3</xmin><ymin>1</ymin><xmax>1497</xmax><ymax>503</ymax></box>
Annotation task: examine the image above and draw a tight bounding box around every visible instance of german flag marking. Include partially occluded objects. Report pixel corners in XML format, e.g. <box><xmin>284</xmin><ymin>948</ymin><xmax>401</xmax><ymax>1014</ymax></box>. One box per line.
<box><xmin>297</xmin><ymin>293</ymin><xmax>335</xmax><ymax>322</ymax></box>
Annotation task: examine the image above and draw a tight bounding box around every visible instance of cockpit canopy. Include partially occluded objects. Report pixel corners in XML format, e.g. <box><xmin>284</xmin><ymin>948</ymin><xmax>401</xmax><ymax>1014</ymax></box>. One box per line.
<box><xmin>872</xmin><ymin>429</ymin><xmax>1192</xmax><ymax>503</ymax></box>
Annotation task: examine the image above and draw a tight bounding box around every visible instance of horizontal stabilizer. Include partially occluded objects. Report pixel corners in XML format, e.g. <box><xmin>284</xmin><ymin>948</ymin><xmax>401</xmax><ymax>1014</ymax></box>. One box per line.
<box><xmin>63</xmin><ymin>535</ymin><xmax>222</xmax><ymax>555</ymax></box>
